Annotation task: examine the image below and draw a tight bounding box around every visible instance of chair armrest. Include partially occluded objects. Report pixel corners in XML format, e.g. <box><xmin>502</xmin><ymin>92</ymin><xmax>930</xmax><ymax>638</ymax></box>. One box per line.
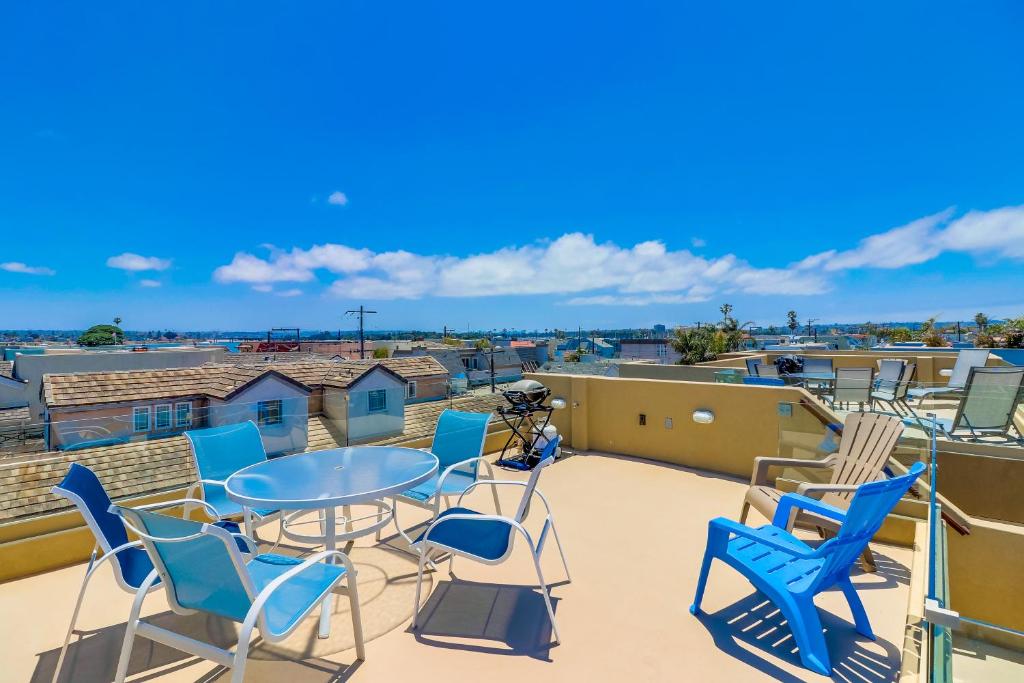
<box><xmin>454</xmin><ymin>479</ymin><xmax>556</xmax><ymax>518</ymax></box>
<box><xmin>708</xmin><ymin>517</ymin><xmax>816</xmax><ymax>557</ymax></box>
<box><xmin>247</xmin><ymin>550</ymin><xmax>356</xmax><ymax>629</ymax></box>
<box><xmin>135</xmin><ymin>497</ymin><xmax>221</xmax><ymax>519</ymax></box>
<box><xmin>750</xmin><ymin>455</ymin><xmax>835</xmax><ymax>486</ymax></box>
<box><xmin>795</xmin><ymin>483</ymin><xmax>862</xmax><ymax>499</ymax></box>
<box><xmin>772</xmin><ymin>493</ymin><xmax>847</xmax><ymax>531</ymax></box>
<box><xmin>436</xmin><ymin>455</ymin><xmax>494</xmax><ymax>492</ymax></box>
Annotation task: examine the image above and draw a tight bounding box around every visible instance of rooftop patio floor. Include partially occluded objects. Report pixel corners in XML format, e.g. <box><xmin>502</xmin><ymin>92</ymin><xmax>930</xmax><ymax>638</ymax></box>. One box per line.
<box><xmin>3</xmin><ymin>452</ymin><xmax>915</xmax><ymax>682</ymax></box>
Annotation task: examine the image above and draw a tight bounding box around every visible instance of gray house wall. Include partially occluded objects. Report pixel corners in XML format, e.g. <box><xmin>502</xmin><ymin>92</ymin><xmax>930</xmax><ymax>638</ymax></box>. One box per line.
<box><xmin>207</xmin><ymin>374</ymin><xmax>309</xmax><ymax>455</ymax></box>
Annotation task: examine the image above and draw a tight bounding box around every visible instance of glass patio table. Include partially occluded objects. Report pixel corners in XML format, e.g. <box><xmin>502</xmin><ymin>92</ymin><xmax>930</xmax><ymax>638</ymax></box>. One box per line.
<box><xmin>782</xmin><ymin>372</ymin><xmax>836</xmax><ymax>394</ymax></box>
<box><xmin>225</xmin><ymin>446</ymin><xmax>438</xmax><ymax>638</ymax></box>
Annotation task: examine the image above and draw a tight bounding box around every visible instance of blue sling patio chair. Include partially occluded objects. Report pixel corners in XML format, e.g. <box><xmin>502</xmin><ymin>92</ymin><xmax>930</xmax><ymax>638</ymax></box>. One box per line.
<box><xmin>184</xmin><ymin>421</ymin><xmax>283</xmax><ymax>539</ymax></box>
<box><xmin>744</xmin><ymin>357</ymin><xmax>762</xmax><ymax>376</ymax></box>
<box><xmin>391</xmin><ymin>409</ymin><xmax>501</xmax><ymax>549</ymax></box>
<box><xmin>110</xmin><ymin>505</ymin><xmax>365</xmax><ymax>683</ymax></box>
<box><xmin>411</xmin><ymin>436</ymin><xmax>571</xmax><ymax>643</ymax></box>
<box><xmin>911</xmin><ymin>366</ymin><xmax>1024</xmax><ymax>441</ymax></box>
<box><xmin>49</xmin><ymin>463</ymin><xmax>247</xmax><ymax>683</ymax></box>
<box><xmin>691</xmin><ymin>461</ymin><xmax>926</xmax><ymax>676</ymax></box>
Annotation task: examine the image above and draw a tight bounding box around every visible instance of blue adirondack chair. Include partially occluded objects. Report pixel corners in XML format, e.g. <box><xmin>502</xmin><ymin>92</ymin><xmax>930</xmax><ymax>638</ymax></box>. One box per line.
<box><xmin>110</xmin><ymin>505</ymin><xmax>365</xmax><ymax>683</ymax></box>
<box><xmin>184</xmin><ymin>421</ymin><xmax>282</xmax><ymax>536</ymax></box>
<box><xmin>391</xmin><ymin>409</ymin><xmax>500</xmax><ymax>547</ymax></box>
<box><xmin>690</xmin><ymin>462</ymin><xmax>926</xmax><ymax>675</ymax></box>
<box><xmin>49</xmin><ymin>463</ymin><xmax>247</xmax><ymax>683</ymax></box>
<box><xmin>411</xmin><ymin>436</ymin><xmax>570</xmax><ymax>643</ymax></box>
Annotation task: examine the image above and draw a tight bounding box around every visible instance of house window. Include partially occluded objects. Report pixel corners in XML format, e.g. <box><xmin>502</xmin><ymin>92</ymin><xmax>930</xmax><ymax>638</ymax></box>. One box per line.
<box><xmin>257</xmin><ymin>400</ymin><xmax>283</xmax><ymax>426</ymax></box>
<box><xmin>132</xmin><ymin>406</ymin><xmax>151</xmax><ymax>433</ymax></box>
<box><xmin>368</xmin><ymin>389</ymin><xmax>387</xmax><ymax>413</ymax></box>
<box><xmin>406</xmin><ymin>381</ymin><xmax>417</xmax><ymax>399</ymax></box>
<box><xmin>154</xmin><ymin>404</ymin><xmax>172</xmax><ymax>430</ymax></box>
<box><xmin>175</xmin><ymin>402</ymin><xmax>192</xmax><ymax>427</ymax></box>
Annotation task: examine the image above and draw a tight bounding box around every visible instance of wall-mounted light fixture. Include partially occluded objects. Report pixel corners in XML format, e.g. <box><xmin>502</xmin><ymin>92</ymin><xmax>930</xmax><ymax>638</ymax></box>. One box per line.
<box><xmin>692</xmin><ymin>409</ymin><xmax>715</xmax><ymax>424</ymax></box>
<box><xmin>551</xmin><ymin>398</ymin><xmax>567</xmax><ymax>410</ymax></box>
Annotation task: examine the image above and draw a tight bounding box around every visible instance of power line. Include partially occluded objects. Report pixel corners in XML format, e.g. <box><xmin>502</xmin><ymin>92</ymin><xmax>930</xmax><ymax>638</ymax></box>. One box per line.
<box><xmin>344</xmin><ymin>306</ymin><xmax>378</xmax><ymax>359</ymax></box>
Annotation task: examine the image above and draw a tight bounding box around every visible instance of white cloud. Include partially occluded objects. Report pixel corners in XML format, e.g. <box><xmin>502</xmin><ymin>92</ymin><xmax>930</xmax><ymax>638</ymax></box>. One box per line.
<box><xmin>251</xmin><ymin>284</ymin><xmax>274</xmax><ymax>293</ymax></box>
<box><xmin>276</xmin><ymin>288</ymin><xmax>303</xmax><ymax>297</ymax></box>
<box><xmin>327</xmin><ymin>191</ymin><xmax>349</xmax><ymax>206</ymax></box>
<box><xmin>1</xmin><ymin>261</ymin><xmax>56</xmax><ymax>276</ymax></box>
<box><xmin>691</xmin><ymin>237</ymin><xmax>706</xmax><ymax>248</ymax></box>
<box><xmin>139</xmin><ymin>279</ymin><xmax>161</xmax><ymax>288</ymax></box>
<box><xmin>1</xmin><ymin>262</ymin><xmax>55</xmax><ymax>274</ymax></box>
<box><xmin>209</xmin><ymin>204</ymin><xmax>1024</xmax><ymax>306</ymax></box>
<box><xmin>107</xmin><ymin>253</ymin><xmax>172</xmax><ymax>272</ymax></box>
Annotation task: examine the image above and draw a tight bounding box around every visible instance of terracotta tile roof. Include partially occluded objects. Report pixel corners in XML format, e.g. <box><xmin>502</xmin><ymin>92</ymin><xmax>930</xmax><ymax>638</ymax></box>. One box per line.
<box><xmin>375</xmin><ymin>356</ymin><xmax>449</xmax><ymax>378</ymax></box>
<box><xmin>0</xmin><ymin>393</ymin><xmax>506</xmax><ymax>522</ymax></box>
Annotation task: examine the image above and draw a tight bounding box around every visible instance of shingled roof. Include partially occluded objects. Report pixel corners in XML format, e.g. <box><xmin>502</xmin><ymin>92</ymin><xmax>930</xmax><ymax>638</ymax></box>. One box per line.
<box><xmin>0</xmin><ymin>392</ymin><xmax>506</xmax><ymax>522</ymax></box>
<box><xmin>0</xmin><ymin>361</ymin><xmax>16</xmax><ymax>380</ymax></box>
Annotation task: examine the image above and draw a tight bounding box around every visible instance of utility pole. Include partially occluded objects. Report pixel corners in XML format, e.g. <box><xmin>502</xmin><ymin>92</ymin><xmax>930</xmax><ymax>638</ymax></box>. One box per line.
<box><xmin>345</xmin><ymin>306</ymin><xmax>377</xmax><ymax>359</ymax></box>
<box><xmin>956</xmin><ymin>321</ymin><xmax>962</xmax><ymax>342</ymax></box>
<box><xmin>806</xmin><ymin>318</ymin><xmax>818</xmax><ymax>341</ymax></box>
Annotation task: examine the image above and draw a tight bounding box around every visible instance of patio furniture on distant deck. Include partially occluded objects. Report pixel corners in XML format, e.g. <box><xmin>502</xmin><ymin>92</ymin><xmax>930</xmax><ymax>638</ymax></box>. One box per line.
<box><xmin>391</xmin><ymin>409</ymin><xmax>501</xmax><ymax>550</ymax></box>
<box><xmin>692</xmin><ymin>462</ymin><xmax>926</xmax><ymax>676</ymax></box>
<box><xmin>875</xmin><ymin>359</ymin><xmax>906</xmax><ymax>391</ymax></box>
<box><xmin>744</xmin><ymin>357</ymin><xmax>762</xmax><ymax>376</ymax></box>
<box><xmin>908</xmin><ymin>348</ymin><xmax>990</xmax><ymax>402</ymax></box>
<box><xmin>110</xmin><ymin>506</ymin><xmax>365</xmax><ymax>683</ymax></box>
<box><xmin>184</xmin><ymin>421</ymin><xmax>283</xmax><ymax>539</ymax></box>
<box><xmin>757</xmin><ymin>362</ymin><xmax>779</xmax><ymax>377</ymax></box>
<box><xmin>225</xmin><ymin>445</ymin><xmax>437</xmax><ymax>638</ymax></box>
<box><xmin>872</xmin><ymin>362</ymin><xmax>916</xmax><ymax>414</ymax></box>
<box><xmin>913</xmin><ymin>366</ymin><xmax>1024</xmax><ymax>441</ymax></box>
<box><xmin>49</xmin><ymin>464</ymin><xmax>244</xmax><ymax>683</ymax></box>
<box><xmin>739</xmin><ymin>411</ymin><xmax>905</xmax><ymax>572</ymax></box>
<box><xmin>743</xmin><ymin>376</ymin><xmax>786</xmax><ymax>386</ymax></box>
<box><xmin>411</xmin><ymin>436</ymin><xmax>570</xmax><ymax>643</ymax></box>
<box><xmin>801</xmin><ymin>357</ymin><xmax>834</xmax><ymax>375</ymax></box>
<box><xmin>823</xmin><ymin>367</ymin><xmax>873</xmax><ymax>410</ymax></box>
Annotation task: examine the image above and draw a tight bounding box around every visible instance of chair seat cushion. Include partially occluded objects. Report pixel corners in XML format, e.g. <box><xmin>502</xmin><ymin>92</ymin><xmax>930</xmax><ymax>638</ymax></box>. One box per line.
<box><xmin>246</xmin><ymin>553</ymin><xmax>347</xmax><ymax>636</ymax></box>
<box><xmin>726</xmin><ymin>525</ymin><xmax>824</xmax><ymax>593</ymax></box>
<box><xmin>398</xmin><ymin>470</ymin><xmax>476</xmax><ymax>503</ymax></box>
<box><xmin>204</xmin><ymin>487</ymin><xmax>277</xmax><ymax>520</ymax></box>
<box><xmin>415</xmin><ymin>507</ymin><xmax>513</xmax><ymax>561</ymax></box>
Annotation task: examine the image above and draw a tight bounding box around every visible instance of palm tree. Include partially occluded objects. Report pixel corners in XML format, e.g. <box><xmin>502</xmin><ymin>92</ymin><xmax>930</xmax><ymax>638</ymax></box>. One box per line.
<box><xmin>974</xmin><ymin>312</ymin><xmax>989</xmax><ymax>332</ymax></box>
<box><xmin>719</xmin><ymin>303</ymin><xmax>733</xmax><ymax>324</ymax></box>
<box><xmin>113</xmin><ymin>317</ymin><xmax>122</xmax><ymax>345</ymax></box>
<box><xmin>786</xmin><ymin>310</ymin><xmax>799</xmax><ymax>334</ymax></box>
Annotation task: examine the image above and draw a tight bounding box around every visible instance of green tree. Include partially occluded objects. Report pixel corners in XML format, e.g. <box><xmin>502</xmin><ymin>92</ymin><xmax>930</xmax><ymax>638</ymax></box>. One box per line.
<box><xmin>441</xmin><ymin>336</ymin><xmax>463</xmax><ymax>347</ymax></box>
<box><xmin>1004</xmin><ymin>316</ymin><xmax>1024</xmax><ymax>348</ymax></box>
<box><xmin>916</xmin><ymin>317</ymin><xmax>948</xmax><ymax>347</ymax></box>
<box><xmin>671</xmin><ymin>324</ymin><xmax>729</xmax><ymax>365</ymax></box>
<box><xmin>474</xmin><ymin>338</ymin><xmax>491</xmax><ymax>350</ymax></box>
<box><xmin>78</xmin><ymin>324</ymin><xmax>124</xmax><ymax>347</ymax></box>
<box><xmin>372</xmin><ymin>347</ymin><xmax>389</xmax><ymax>358</ymax></box>
<box><xmin>719</xmin><ymin>303</ymin><xmax>733</xmax><ymax>324</ymax></box>
<box><xmin>974</xmin><ymin>312</ymin><xmax>989</xmax><ymax>332</ymax></box>
<box><xmin>786</xmin><ymin>310</ymin><xmax>799</xmax><ymax>334</ymax></box>
<box><xmin>164</xmin><ymin>331</ymin><xmax>178</xmax><ymax>340</ymax></box>
<box><xmin>889</xmin><ymin>327</ymin><xmax>913</xmax><ymax>343</ymax></box>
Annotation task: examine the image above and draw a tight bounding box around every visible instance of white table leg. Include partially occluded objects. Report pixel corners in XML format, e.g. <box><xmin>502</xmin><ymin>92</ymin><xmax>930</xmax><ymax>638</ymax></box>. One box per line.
<box><xmin>318</xmin><ymin>506</ymin><xmax>336</xmax><ymax>639</ymax></box>
<box><xmin>242</xmin><ymin>506</ymin><xmax>254</xmax><ymax>539</ymax></box>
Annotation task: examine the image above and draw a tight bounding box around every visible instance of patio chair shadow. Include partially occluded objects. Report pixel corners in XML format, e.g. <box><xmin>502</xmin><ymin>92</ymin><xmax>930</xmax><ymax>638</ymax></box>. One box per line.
<box><xmin>32</xmin><ymin>609</ymin><xmax>363</xmax><ymax>683</ymax></box>
<box><xmin>410</xmin><ymin>578</ymin><xmax>562</xmax><ymax>661</ymax></box>
<box><xmin>692</xmin><ymin>592</ymin><xmax>902</xmax><ymax>682</ymax></box>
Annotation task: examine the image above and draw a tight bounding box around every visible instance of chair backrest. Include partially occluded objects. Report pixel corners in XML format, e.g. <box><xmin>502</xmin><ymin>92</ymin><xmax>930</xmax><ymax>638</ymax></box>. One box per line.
<box><xmin>815</xmin><ymin>462</ymin><xmax>925</xmax><ymax>588</ymax></box>
<box><xmin>185</xmin><ymin>421</ymin><xmax>268</xmax><ymax>485</ymax></box>
<box><xmin>513</xmin><ymin>436</ymin><xmax>560</xmax><ymax>523</ymax></box>
<box><xmin>948</xmin><ymin>349</ymin><xmax>990</xmax><ymax>389</ymax></box>
<box><xmin>825</xmin><ymin>412</ymin><xmax>904</xmax><ymax>506</ymax></box>
<box><xmin>431</xmin><ymin>409</ymin><xmax>492</xmax><ymax>474</ymax></box>
<box><xmin>745</xmin><ymin>358</ymin><xmax>761</xmax><ymax>376</ymax></box>
<box><xmin>833</xmin><ymin>367</ymin><xmax>873</xmax><ymax>404</ymax></box>
<box><xmin>952</xmin><ymin>367</ymin><xmax>1024</xmax><ymax>434</ymax></box>
<box><xmin>742</xmin><ymin>376</ymin><xmax>785</xmax><ymax>386</ymax></box>
<box><xmin>894</xmin><ymin>362</ymin><xmax>916</xmax><ymax>401</ymax></box>
<box><xmin>114</xmin><ymin>506</ymin><xmax>255</xmax><ymax>622</ymax></box>
<box><xmin>52</xmin><ymin>464</ymin><xmax>137</xmax><ymax>581</ymax></box>
<box><xmin>876</xmin><ymin>359</ymin><xmax>905</xmax><ymax>390</ymax></box>
<box><xmin>802</xmin><ymin>357</ymin><xmax>833</xmax><ymax>374</ymax></box>
<box><xmin>757</xmin><ymin>362</ymin><xmax>779</xmax><ymax>377</ymax></box>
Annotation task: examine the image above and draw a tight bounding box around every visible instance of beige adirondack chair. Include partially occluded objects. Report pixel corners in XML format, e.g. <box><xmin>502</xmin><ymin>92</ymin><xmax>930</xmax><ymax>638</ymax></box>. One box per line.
<box><xmin>739</xmin><ymin>411</ymin><xmax>905</xmax><ymax>571</ymax></box>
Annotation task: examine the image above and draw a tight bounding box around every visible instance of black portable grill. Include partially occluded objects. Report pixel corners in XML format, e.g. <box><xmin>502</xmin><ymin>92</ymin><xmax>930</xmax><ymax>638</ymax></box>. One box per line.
<box><xmin>495</xmin><ymin>380</ymin><xmax>554</xmax><ymax>470</ymax></box>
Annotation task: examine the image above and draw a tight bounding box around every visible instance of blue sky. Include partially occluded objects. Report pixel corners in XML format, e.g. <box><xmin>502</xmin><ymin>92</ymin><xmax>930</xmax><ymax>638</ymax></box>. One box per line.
<box><xmin>2</xmin><ymin>2</ymin><xmax>1023</xmax><ymax>333</ymax></box>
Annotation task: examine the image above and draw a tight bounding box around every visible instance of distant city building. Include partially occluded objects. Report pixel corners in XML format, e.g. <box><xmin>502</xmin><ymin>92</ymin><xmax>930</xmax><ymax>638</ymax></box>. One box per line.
<box><xmin>652</xmin><ymin>324</ymin><xmax>667</xmax><ymax>336</ymax></box>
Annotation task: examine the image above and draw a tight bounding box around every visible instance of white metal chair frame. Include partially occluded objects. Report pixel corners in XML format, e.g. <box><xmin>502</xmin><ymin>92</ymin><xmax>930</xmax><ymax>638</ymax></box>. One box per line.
<box><xmin>49</xmin><ymin>493</ymin><xmax>226</xmax><ymax>683</ymax></box>
<box><xmin>411</xmin><ymin>467</ymin><xmax>571</xmax><ymax>643</ymax></box>
<box><xmin>112</xmin><ymin>507</ymin><xmax>365</xmax><ymax>683</ymax></box>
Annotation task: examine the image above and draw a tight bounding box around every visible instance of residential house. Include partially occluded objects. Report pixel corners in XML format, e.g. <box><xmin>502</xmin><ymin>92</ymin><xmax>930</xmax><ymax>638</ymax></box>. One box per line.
<box><xmin>619</xmin><ymin>338</ymin><xmax>681</xmax><ymax>364</ymax></box>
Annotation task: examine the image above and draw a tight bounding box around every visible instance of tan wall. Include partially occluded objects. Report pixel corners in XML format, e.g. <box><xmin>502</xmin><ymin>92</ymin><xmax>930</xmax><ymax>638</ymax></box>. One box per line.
<box><xmin>619</xmin><ymin>363</ymin><xmax>734</xmax><ymax>383</ymax></box>
<box><xmin>948</xmin><ymin>517</ymin><xmax>1024</xmax><ymax>643</ymax></box>
<box><xmin>935</xmin><ymin>447</ymin><xmax>1024</xmax><ymax>525</ymax></box>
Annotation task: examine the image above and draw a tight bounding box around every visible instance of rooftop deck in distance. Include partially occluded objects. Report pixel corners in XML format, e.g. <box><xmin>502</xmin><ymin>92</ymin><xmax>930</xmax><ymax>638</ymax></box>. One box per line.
<box><xmin>1</xmin><ymin>452</ymin><xmax>916</xmax><ymax>683</ymax></box>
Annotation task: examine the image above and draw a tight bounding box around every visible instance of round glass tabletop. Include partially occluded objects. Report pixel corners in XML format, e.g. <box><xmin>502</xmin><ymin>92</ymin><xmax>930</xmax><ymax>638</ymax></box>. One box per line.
<box><xmin>225</xmin><ymin>446</ymin><xmax>438</xmax><ymax>510</ymax></box>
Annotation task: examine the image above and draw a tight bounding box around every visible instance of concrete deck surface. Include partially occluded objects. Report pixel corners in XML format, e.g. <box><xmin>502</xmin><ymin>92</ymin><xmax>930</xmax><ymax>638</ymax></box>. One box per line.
<box><xmin>2</xmin><ymin>452</ymin><xmax>914</xmax><ymax>682</ymax></box>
